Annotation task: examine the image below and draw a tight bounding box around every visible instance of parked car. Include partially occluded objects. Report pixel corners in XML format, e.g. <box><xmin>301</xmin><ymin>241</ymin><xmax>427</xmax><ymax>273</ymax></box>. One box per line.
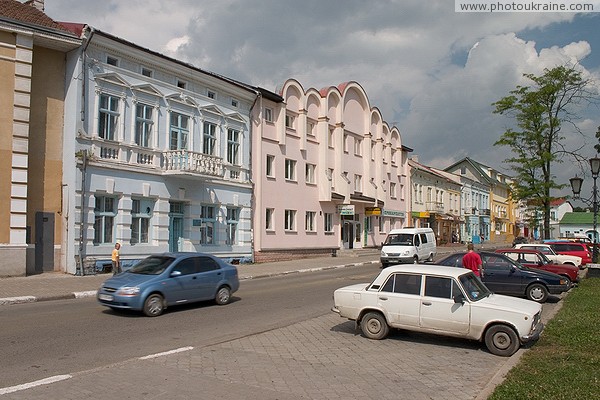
<box><xmin>97</xmin><ymin>252</ymin><xmax>239</xmax><ymax>317</ymax></box>
<box><xmin>495</xmin><ymin>248</ymin><xmax>579</xmax><ymax>286</ymax></box>
<box><xmin>331</xmin><ymin>264</ymin><xmax>544</xmax><ymax>356</ymax></box>
<box><xmin>512</xmin><ymin>236</ymin><xmax>528</xmax><ymax>246</ymax></box>
<box><xmin>436</xmin><ymin>251</ymin><xmax>570</xmax><ymax>303</ymax></box>
<box><xmin>380</xmin><ymin>227</ymin><xmax>437</xmax><ymax>266</ymax></box>
<box><xmin>545</xmin><ymin>241</ymin><xmax>592</xmax><ymax>266</ymax></box>
<box><xmin>515</xmin><ymin>243</ymin><xmax>582</xmax><ymax>268</ymax></box>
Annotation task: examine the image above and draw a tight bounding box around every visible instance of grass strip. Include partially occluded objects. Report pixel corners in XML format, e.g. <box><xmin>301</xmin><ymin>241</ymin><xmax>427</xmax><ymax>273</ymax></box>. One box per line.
<box><xmin>488</xmin><ymin>276</ymin><xmax>600</xmax><ymax>400</ymax></box>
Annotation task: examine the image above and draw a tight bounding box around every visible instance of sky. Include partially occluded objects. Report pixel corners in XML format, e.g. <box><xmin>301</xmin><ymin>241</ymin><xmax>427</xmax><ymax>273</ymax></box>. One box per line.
<box><xmin>44</xmin><ymin>0</ymin><xmax>600</xmax><ymax>198</ymax></box>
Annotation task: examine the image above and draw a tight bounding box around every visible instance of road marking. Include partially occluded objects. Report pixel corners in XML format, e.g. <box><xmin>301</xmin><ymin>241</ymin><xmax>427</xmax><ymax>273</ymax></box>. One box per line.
<box><xmin>138</xmin><ymin>346</ymin><xmax>194</xmax><ymax>360</ymax></box>
<box><xmin>0</xmin><ymin>374</ymin><xmax>72</xmax><ymax>395</ymax></box>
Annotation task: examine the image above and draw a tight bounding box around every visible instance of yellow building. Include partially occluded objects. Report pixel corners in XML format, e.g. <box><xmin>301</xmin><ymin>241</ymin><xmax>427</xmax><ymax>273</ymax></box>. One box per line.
<box><xmin>0</xmin><ymin>1</ymin><xmax>80</xmax><ymax>276</ymax></box>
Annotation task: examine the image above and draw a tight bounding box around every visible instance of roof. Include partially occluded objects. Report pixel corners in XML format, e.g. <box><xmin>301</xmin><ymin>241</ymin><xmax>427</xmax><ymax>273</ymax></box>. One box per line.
<box><xmin>560</xmin><ymin>212</ymin><xmax>597</xmax><ymax>225</ymax></box>
<box><xmin>0</xmin><ymin>0</ymin><xmax>73</xmax><ymax>34</ymax></box>
<box><xmin>379</xmin><ymin>264</ymin><xmax>469</xmax><ymax>279</ymax></box>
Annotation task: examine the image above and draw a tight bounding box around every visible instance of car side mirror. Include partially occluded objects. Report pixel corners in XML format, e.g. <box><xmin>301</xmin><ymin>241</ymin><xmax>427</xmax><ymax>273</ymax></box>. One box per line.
<box><xmin>170</xmin><ymin>270</ymin><xmax>182</xmax><ymax>277</ymax></box>
<box><xmin>453</xmin><ymin>294</ymin><xmax>465</xmax><ymax>304</ymax></box>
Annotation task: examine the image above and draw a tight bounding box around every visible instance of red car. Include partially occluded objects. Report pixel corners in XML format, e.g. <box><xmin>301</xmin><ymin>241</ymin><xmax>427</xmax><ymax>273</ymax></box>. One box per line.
<box><xmin>495</xmin><ymin>248</ymin><xmax>579</xmax><ymax>286</ymax></box>
<box><xmin>545</xmin><ymin>242</ymin><xmax>592</xmax><ymax>266</ymax></box>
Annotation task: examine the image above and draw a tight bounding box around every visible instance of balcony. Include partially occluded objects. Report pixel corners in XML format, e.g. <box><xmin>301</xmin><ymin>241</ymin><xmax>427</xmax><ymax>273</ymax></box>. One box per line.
<box><xmin>426</xmin><ymin>201</ymin><xmax>444</xmax><ymax>213</ymax></box>
<box><xmin>162</xmin><ymin>150</ymin><xmax>224</xmax><ymax>177</ymax></box>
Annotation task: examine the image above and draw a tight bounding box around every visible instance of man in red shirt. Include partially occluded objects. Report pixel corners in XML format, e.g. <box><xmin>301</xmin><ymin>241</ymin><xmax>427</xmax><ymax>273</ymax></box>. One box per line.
<box><xmin>463</xmin><ymin>243</ymin><xmax>483</xmax><ymax>277</ymax></box>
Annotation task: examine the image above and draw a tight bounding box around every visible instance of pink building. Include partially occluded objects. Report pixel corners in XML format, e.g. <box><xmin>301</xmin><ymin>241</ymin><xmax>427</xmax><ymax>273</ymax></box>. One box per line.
<box><xmin>251</xmin><ymin>80</ymin><xmax>412</xmax><ymax>262</ymax></box>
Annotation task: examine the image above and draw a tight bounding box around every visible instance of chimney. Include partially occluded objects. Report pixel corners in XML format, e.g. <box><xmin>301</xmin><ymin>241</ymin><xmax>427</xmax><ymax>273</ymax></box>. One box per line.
<box><xmin>24</xmin><ymin>0</ymin><xmax>45</xmax><ymax>12</ymax></box>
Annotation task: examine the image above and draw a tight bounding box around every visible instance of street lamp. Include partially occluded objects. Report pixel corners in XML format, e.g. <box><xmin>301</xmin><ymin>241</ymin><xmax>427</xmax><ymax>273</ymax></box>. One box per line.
<box><xmin>570</xmin><ymin>156</ymin><xmax>600</xmax><ymax>264</ymax></box>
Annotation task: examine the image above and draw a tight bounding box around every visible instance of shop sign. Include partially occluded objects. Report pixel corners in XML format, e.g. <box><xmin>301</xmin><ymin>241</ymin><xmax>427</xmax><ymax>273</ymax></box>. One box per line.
<box><xmin>337</xmin><ymin>204</ymin><xmax>355</xmax><ymax>215</ymax></box>
<box><xmin>365</xmin><ymin>207</ymin><xmax>382</xmax><ymax>216</ymax></box>
<box><xmin>382</xmin><ymin>209</ymin><xmax>405</xmax><ymax>218</ymax></box>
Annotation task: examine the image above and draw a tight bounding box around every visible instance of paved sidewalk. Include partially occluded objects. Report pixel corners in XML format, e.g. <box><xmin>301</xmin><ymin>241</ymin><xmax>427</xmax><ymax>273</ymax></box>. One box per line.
<box><xmin>0</xmin><ymin>251</ymin><xmax>381</xmax><ymax>306</ymax></box>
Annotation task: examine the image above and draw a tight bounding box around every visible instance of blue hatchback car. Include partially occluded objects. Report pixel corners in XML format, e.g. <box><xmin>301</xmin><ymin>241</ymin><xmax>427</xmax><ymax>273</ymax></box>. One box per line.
<box><xmin>97</xmin><ymin>252</ymin><xmax>239</xmax><ymax>316</ymax></box>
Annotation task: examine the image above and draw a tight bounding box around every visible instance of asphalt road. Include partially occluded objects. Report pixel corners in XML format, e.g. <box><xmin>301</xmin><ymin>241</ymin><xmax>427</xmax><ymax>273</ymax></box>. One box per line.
<box><xmin>0</xmin><ymin>264</ymin><xmax>379</xmax><ymax>389</ymax></box>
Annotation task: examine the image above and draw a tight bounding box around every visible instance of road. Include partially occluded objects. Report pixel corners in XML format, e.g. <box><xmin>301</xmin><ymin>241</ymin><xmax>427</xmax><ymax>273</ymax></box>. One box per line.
<box><xmin>0</xmin><ymin>264</ymin><xmax>378</xmax><ymax>389</ymax></box>
<box><xmin>0</xmin><ymin>260</ymin><xmax>566</xmax><ymax>399</ymax></box>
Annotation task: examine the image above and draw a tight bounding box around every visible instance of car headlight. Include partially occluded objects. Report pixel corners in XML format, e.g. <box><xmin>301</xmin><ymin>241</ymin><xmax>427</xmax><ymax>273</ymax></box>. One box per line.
<box><xmin>117</xmin><ymin>286</ymin><xmax>140</xmax><ymax>296</ymax></box>
<box><xmin>559</xmin><ymin>279</ymin><xmax>568</xmax><ymax>286</ymax></box>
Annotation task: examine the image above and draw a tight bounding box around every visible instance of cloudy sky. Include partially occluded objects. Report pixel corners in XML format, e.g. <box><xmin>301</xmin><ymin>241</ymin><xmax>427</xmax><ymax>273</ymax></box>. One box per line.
<box><xmin>45</xmin><ymin>0</ymin><xmax>600</xmax><ymax>196</ymax></box>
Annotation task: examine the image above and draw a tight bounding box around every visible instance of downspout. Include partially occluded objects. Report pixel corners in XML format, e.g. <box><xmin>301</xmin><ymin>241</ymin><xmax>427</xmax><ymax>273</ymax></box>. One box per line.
<box><xmin>248</xmin><ymin>90</ymin><xmax>262</xmax><ymax>263</ymax></box>
<box><xmin>77</xmin><ymin>26</ymin><xmax>95</xmax><ymax>275</ymax></box>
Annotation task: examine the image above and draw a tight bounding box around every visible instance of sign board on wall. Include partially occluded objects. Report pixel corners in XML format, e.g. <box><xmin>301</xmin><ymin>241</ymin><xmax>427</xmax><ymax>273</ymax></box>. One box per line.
<box><xmin>337</xmin><ymin>204</ymin><xmax>355</xmax><ymax>216</ymax></box>
<box><xmin>365</xmin><ymin>207</ymin><xmax>382</xmax><ymax>216</ymax></box>
<box><xmin>382</xmin><ymin>209</ymin><xmax>405</xmax><ymax>218</ymax></box>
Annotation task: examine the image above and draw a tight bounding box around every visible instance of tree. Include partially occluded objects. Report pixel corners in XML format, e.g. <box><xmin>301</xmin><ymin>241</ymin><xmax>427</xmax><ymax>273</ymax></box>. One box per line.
<box><xmin>493</xmin><ymin>65</ymin><xmax>595</xmax><ymax>240</ymax></box>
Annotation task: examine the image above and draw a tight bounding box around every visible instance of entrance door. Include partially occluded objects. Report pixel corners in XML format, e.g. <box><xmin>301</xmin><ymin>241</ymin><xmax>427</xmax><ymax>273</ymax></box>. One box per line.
<box><xmin>342</xmin><ymin>221</ymin><xmax>354</xmax><ymax>249</ymax></box>
<box><xmin>35</xmin><ymin>212</ymin><xmax>55</xmax><ymax>273</ymax></box>
<box><xmin>169</xmin><ymin>202</ymin><xmax>185</xmax><ymax>252</ymax></box>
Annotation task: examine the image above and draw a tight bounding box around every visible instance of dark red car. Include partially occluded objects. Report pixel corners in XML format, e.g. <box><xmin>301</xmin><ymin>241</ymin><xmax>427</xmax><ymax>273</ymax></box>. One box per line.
<box><xmin>545</xmin><ymin>241</ymin><xmax>592</xmax><ymax>266</ymax></box>
<box><xmin>495</xmin><ymin>248</ymin><xmax>579</xmax><ymax>286</ymax></box>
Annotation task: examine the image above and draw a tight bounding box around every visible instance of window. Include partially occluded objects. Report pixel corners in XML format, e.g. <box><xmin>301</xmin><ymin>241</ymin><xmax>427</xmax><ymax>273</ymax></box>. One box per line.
<box><xmin>200</xmin><ymin>205</ymin><xmax>216</xmax><ymax>245</ymax></box>
<box><xmin>177</xmin><ymin>79</ymin><xmax>186</xmax><ymax>89</ymax></box>
<box><xmin>170</xmin><ymin>112</ymin><xmax>189</xmax><ymax>150</ymax></box>
<box><xmin>266</xmin><ymin>155</ymin><xmax>275</xmax><ymax>177</ymax></box>
<box><xmin>424</xmin><ymin>276</ymin><xmax>455</xmax><ymax>299</ymax></box>
<box><xmin>226</xmin><ymin>208</ymin><xmax>239</xmax><ymax>245</ymax></box>
<box><xmin>284</xmin><ymin>209</ymin><xmax>296</xmax><ymax>231</ymax></box>
<box><xmin>354</xmin><ymin>138</ymin><xmax>362</xmax><ymax>156</ymax></box>
<box><xmin>106</xmin><ymin>56</ymin><xmax>119</xmax><ymax>66</ymax></box>
<box><xmin>227</xmin><ymin>129</ymin><xmax>240</xmax><ymax>165</ymax></box>
<box><xmin>379</xmin><ymin>216</ymin><xmax>385</xmax><ymax>233</ymax></box>
<box><xmin>203</xmin><ymin>122</ymin><xmax>217</xmax><ymax>155</ymax></box>
<box><xmin>231</xmin><ymin>98</ymin><xmax>239</xmax><ymax>107</ymax></box>
<box><xmin>307</xmin><ymin>121</ymin><xmax>315</xmax><ymax>136</ymax></box>
<box><xmin>354</xmin><ymin>174</ymin><xmax>363</xmax><ymax>192</ymax></box>
<box><xmin>381</xmin><ymin>273</ymin><xmax>422</xmax><ymax>295</ymax></box>
<box><xmin>305</xmin><ymin>211</ymin><xmax>316</xmax><ymax>232</ymax></box>
<box><xmin>285</xmin><ymin>114</ymin><xmax>295</xmax><ymax>129</ymax></box>
<box><xmin>135</xmin><ymin>103</ymin><xmax>153</xmax><ymax>148</ymax></box>
<box><xmin>98</xmin><ymin>94</ymin><xmax>119</xmax><ymax>140</ymax></box>
<box><xmin>343</xmin><ymin>134</ymin><xmax>349</xmax><ymax>153</ymax></box>
<box><xmin>324</xmin><ymin>213</ymin><xmax>333</xmax><ymax>233</ymax></box>
<box><xmin>328</xmin><ymin>129</ymin><xmax>334</xmax><ymax>148</ymax></box>
<box><xmin>391</xmin><ymin>148</ymin><xmax>396</xmax><ymax>164</ymax></box>
<box><xmin>131</xmin><ymin>199</ymin><xmax>152</xmax><ymax>244</ymax></box>
<box><xmin>207</xmin><ymin>90</ymin><xmax>216</xmax><ymax>99</ymax></box>
<box><xmin>328</xmin><ymin>168</ymin><xmax>335</xmax><ymax>190</ymax></box>
<box><xmin>285</xmin><ymin>159</ymin><xmax>296</xmax><ymax>181</ymax></box>
<box><xmin>94</xmin><ymin>195</ymin><xmax>116</xmax><ymax>244</ymax></box>
<box><xmin>266</xmin><ymin>208</ymin><xmax>274</xmax><ymax>230</ymax></box>
<box><xmin>305</xmin><ymin>163</ymin><xmax>316</xmax><ymax>184</ymax></box>
<box><xmin>141</xmin><ymin>67</ymin><xmax>153</xmax><ymax>77</ymax></box>
<box><xmin>390</xmin><ymin>182</ymin><xmax>397</xmax><ymax>199</ymax></box>
<box><xmin>264</xmin><ymin>107</ymin><xmax>273</xmax><ymax>122</ymax></box>
<box><xmin>371</xmin><ymin>141</ymin><xmax>376</xmax><ymax>161</ymax></box>
<box><xmin>365</xmin><ymin>216</ymin><xmax>373</xmax><ymax>233</ymax></box>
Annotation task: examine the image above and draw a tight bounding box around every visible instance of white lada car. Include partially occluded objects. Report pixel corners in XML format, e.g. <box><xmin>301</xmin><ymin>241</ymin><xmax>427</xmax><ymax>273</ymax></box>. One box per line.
<box><xmin>515</xmin><ymin>243</ymin><xmax>582</xmax><ymax>268</ymax></box>
<box><xmin>332</xmin><ymin>264</ymin><xmax>544</xmax><ymax>356</ymax></box>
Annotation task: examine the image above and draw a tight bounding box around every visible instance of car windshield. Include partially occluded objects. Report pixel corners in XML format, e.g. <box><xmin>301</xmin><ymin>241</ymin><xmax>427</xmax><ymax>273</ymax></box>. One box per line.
<box><xmin>384</xmin><ymin>233</ymin><xmax>413</xmax><ymax>245</ymax></box>
<box><xmin>128</xmin><ymin>256</ymin><xmax>175</xmax><ymax>275</ymax></box>
<box><xmin>459</xmin><ymin>273</ymin><xmax>491</xmax><ymax>301</ymax></box>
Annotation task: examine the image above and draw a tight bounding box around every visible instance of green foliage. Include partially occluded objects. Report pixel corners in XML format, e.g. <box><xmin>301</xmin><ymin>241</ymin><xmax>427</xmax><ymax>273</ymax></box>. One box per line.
<box><xmin>488</xmin><ymin>277</ymin><xmax>600</xmax><ymax>400</ymax></box>
<box><xmin>492</xmin><ymin>65</ymin><xmax>593</xmax><ymax>238</ymax></box>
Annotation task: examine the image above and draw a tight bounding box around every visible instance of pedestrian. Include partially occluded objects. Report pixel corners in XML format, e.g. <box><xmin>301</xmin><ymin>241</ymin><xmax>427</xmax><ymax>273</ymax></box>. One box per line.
<box><xmin>112</xmin><ymin>242</ymin><xmax>121</xmax><ymax>275</ymax></box>
<box><xmin>463</xmin><ymin>243</ymin><xmax>483</xmax><ymax>277</ymax></box>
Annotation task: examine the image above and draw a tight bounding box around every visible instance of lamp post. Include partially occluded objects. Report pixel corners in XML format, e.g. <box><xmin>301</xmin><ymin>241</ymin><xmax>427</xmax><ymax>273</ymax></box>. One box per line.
<box><xmin>570</xmin><ymin>156</ymin><xmax>600</xmax><ymax>264</ymax></box>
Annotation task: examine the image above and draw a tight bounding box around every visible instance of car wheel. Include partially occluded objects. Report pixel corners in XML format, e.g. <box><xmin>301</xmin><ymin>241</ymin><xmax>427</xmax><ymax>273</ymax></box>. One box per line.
<box><xmin>484</xmin><ymin>324</ymin><xmax>520</xmax><ymax>357</ymax></box>
<box><xmin>427</xmin><ymin>253</ymin><xmax>434</xmax><ymax>262</ymax></box>
<box><xmin>413</xmin><ymin>256</ymin><xmax>419</xmax><ymax>264</ymax></box>
<box><xmin>215</xmin><ymin>286</ymin><xmax>231</xmax><ymax>305</ymax></box>
<box><xmin>526</xmin><ymin>283</ymin><xmax>548</xmax><ymax>303</ymax></box>
<box><xmin>561</xmin><ymin>276</ymin><xmax>572</xmax><ymax>288</ymax></box>
<box><xmin>143</xmin><ymin>294</ymin><xmax>164</xmax><ymax>317</ymax></box>
<box><xmin>360</xmin><ymin>312</ymin><xmax>389</xmax><ymax>340</ymax></box>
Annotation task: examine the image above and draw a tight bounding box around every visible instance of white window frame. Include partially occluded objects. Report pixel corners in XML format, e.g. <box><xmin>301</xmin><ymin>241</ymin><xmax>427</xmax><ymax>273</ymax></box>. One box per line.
<box><xmin>264</xmin><ymin>107</ymin><xmax>273</xmax><ymax>122</ymax></box>
<box><xmin>227</xmin><ymin>128</ymin><xmax>240</xmax><ymax>165</ymax></box>
<box><xmin>285</xmin><ymin>159</ymin><xmax>296</xmax><ymax>181</ymax></box>
<box><xmin>98</xmin><ymin>93</ymin><xmax>120</xmax><ymax>141</ymax></box>
<box><xmin>324</xmin><ymin>213</ymin><xmax>334</xmax><ymax>233</ymax></box>
<box><xmin>93</xmin><ymin>195</ymin><xmax>117</xmax><ymax>244</ymax></box>
<box><xmin>135</xmin><ymin>103</ymin><xmax>154</xmax><ymax>148</ymax></box>
<box><xmin>354</xmin><ymin>174</ymin><xmax>363</xmax><ymax>192</ymax></box>
<box><xmin>226</xmin><ymin>207</ymin><xmax>239</xmax><ymax>245</ymax></box>
<box><xmin>390</xmin><ymin>182</ymin><xmax>397</xmax><ymax>199</ymax></box>
<box><xmin>305</xmin><ymin>163</ymin><xmax>316</xmax><ymax>184</ymax></box>
<box><xmin>266</xmin><ymin>208</ymin><xmax>274</xmax><ymax>231</ymax></box>
<box><xmin>266</xmin><ymin>155</ymin><xmax>275</xmax><ymax>178</ymax></box>
<box><xmin>131</xmin><ymin>198</ymin><xmax>152</xmax><ymax>245</ymax></box>
<box><xmin>203</xmin><ymin>121</ymin><xmax>217</xmax><ymax>155</ymax></box>
<box><xmin>200</xmin><ymin>205</ymin><xmax>216</xmax><ymax>245</ymax></box>
<box><xmin>284</xmin><ymin>209</ymin><xmax>296</xmax><ymax>231</ymax></box>
<box><xmin>170</xmin><ymin>112</ymin><xmax>189</xmax><ymax>150</ymax></box>
<box><xmin>305</xmin><ymin>211</ymin><xmax>316</xmax><ymax>232</ymax></box>
<box><xmin>354</xmin><ymin>138</ymin><xmax>362</xmax><ymax>156</ymax></box>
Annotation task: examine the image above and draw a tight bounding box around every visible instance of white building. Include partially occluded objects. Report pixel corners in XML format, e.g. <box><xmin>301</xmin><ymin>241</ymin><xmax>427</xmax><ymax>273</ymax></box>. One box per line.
<box><xmin>62</xmin><ymin>26</ymin><xmax>258</xmax><ymax>273</ymax></box>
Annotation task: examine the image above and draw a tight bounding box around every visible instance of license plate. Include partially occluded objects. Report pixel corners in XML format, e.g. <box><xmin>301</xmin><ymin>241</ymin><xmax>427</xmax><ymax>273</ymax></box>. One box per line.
<box><xmin>98</xmin><ymin>294</ymin><xmax>113</xmax><ymax>301</ymax></box>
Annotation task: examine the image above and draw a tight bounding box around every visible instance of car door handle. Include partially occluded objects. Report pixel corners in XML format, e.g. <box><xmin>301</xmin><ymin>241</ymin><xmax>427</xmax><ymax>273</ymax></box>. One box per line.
<box><xmin>422</xmin><ymin>301</ymin><xmax>432</xmax><ymax>306</ymax></box>
<box><xmin>378</xmin><ymin>296</ymin><xmax>388</xmax><ymax>301</ymax></box>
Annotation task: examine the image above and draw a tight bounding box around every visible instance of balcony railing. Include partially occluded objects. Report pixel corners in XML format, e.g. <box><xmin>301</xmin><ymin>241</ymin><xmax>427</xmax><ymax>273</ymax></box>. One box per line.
<box><xmin>425</xmin><ymin>201</ymin><xmax>444</xmax><ymax>213</ymax></box>
<box><xmin>162</xmin><ymin>150</ymin><xmax>224</xmax><ymax>177</ymax></box>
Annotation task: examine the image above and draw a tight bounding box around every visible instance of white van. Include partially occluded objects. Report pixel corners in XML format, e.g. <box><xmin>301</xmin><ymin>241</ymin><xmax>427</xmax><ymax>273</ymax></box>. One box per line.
<box><xmin>380</xmin><ymin>227</ymin><xmax>437</xmax><ymax>267</ymax></box>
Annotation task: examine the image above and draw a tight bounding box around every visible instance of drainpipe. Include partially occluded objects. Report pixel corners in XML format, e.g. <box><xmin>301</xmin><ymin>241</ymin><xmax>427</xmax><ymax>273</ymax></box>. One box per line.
<box><xmin>248</xmin><ymin>90</ymin><xmax>262</xmax><ymax>263</ymax></box>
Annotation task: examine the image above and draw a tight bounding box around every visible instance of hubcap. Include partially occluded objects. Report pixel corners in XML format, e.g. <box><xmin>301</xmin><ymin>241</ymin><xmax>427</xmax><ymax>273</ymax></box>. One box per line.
<box><xmin>530</xmin><ymin>287</ymin><xmax>544</xmax><ymax>300</ymax></box>
<box><xmin>493</xmin><ymin>332</ymin><xmax>511</xmax><ymax>350</ymax></box>
<box><xmin>368</xmin><ymin>319</ymin><xmax>381</xmax><ymax>333</ymax></box>
<box><xmin>147</xmin><ymin>297</ymin><xmax>162</xmax><ymax>315</ymax></box>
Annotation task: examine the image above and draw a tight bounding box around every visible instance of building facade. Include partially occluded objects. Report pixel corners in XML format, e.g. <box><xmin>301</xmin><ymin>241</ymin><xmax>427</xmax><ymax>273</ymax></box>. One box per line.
<box><xmin>0</xmin><ymin>0</ymin><xmax>81</xmax><ymax>277</ymax></box>
<box><xmin>251</xmin><ymin>80</ymin><xmax>412</xmax><ymax>262</ymax></box>
<box><xmin>409</xmin><ymin>159</ymin><xmax>462</xmax><ymax>244</ymax></box>
<box><xmin>61</xmin><ymin>26</ymin><xmax>258</xmax><ymax>274</ymax></box>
